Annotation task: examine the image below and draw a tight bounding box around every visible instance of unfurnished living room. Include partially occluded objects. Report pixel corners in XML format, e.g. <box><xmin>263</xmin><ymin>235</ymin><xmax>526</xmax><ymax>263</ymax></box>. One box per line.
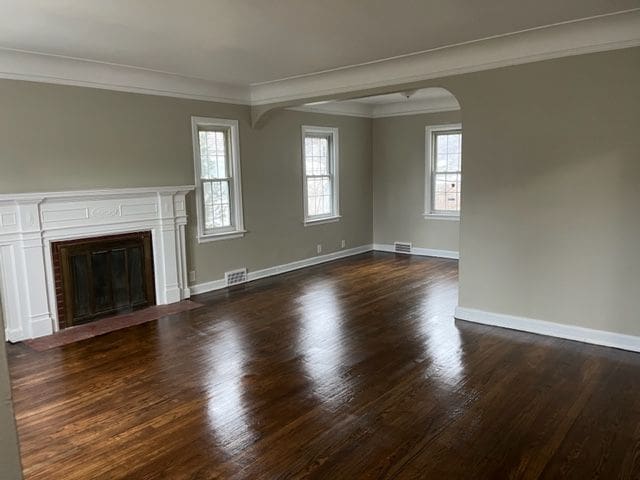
<box><xmin>0</xmin><ymin>2</ymin><xmax>639</xmax><ymax>479</ymax></box>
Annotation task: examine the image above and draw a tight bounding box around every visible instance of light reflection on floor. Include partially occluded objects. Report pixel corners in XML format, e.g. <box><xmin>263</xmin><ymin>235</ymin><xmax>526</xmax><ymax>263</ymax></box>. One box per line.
<box><xmin>295</xmin><ymin>280</ymin><xmax>348</xmax><ymax>400</ymax></box>
<box><xmin>204</xmin><ymin>320</ymin><xmax>253</xmax><ymax>456</ymax></box>
<box><xmin>420</xmin><ymin>316</ymin><xmax>464</xmax><ymax>386</ymax></box>
<box><xmin>419</xmin><ymin>278</ymin><xmax>464</xmax><ymax>386</ymax></box>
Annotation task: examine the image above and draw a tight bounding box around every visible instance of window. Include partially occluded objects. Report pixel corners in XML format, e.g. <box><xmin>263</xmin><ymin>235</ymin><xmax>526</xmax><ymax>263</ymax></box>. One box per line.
<box><xmin>191</xmin><ymin>117</ymin><xmax>245</xmax><ymax>242</ymax></box>
<box><xmin>425</xmin><ymin>124</ymin><xmax>462</xmax><ymax>218</ymax></box>
<box><xmin>302</xmin><ymin>126</ymin><xmax>340</xmax><ymax>225</ymax></box>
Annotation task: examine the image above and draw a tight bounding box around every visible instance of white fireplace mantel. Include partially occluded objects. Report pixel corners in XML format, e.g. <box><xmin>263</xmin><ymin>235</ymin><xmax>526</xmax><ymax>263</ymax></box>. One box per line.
<box><xmin>0</xmin><ymin>185</ymin><xmax>195</xmax><ymax>342</ymax></box>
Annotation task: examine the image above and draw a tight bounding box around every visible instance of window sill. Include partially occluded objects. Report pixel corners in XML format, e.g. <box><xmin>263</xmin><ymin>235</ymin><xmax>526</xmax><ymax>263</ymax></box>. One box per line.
<box><xmin>198</xmin><ymin>230</ymin><xmax>247</xmax><ymax>243</ymax></box>
<box><xmin>304</xmin><ymin>215</ymin><xmax>341</xmax><ymax>227</ymax></box>
<box><xmin>423</xmin><ymin>213</ymin><xmax>460</xmax><ymax>221</ymax></box>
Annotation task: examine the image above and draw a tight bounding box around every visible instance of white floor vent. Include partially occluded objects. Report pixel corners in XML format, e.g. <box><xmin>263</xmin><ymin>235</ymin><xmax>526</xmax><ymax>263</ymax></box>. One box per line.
<box><xmin>225</xmin><ymin>268</ymin><xmax>248</xmax><ymax>286</ymax></box>
<box><xmin>394</xmin><ymin>242</ymin><xmax>412</xmax><ymax>254</ymax></box>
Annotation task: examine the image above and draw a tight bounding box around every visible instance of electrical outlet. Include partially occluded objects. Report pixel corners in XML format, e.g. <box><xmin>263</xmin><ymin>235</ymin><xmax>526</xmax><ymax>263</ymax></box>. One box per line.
<box><xmin>341</xmin><ymin>239</ymin><xmax>346</xmax><ymax>248</ymax></box>
<box><xmin>317</xmin><ymin>244</ymin><xmax>322</xmax><ymax>254</ymax></box>
<box><xmin>189</xmin><ymin>270</ymin><xmax>196</xmax><ymax>282</ymax></box>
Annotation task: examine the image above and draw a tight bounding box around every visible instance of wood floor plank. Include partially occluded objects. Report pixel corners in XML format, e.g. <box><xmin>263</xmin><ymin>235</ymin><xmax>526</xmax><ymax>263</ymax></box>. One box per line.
<box><xmin>539</xmin><ymin>353</ymin><xmax>640</xmax><ymax>479</ymax></box>
<box><xmin>7</xmin><ymin>252</ymin><xmax>640</xmax><ymax>479</ymax></box>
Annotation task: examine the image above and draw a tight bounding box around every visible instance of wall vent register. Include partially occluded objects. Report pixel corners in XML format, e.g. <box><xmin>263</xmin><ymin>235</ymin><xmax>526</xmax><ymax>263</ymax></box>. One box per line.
<box><xmin>394</xmin><ymin>242</ymin><xmax>413</xmax><ymax>254</ymax></box>
<box><xmin>225</xmin><ymin>268</ymin><xmax>248</xmax><ymax>286</ymax></box>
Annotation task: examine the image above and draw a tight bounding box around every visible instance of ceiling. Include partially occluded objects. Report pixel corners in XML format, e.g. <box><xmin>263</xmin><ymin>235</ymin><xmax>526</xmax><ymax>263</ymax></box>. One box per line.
<box><xmin>0</xmin><ymin>0</ymin><xmax>638</xmax><ymax>87</ymax></box>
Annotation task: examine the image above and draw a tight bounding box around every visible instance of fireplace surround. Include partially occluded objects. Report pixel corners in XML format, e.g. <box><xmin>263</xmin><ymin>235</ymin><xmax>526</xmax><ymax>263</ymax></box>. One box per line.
<box><xmin>52</xmin><ymin>231</ymin><xmax>157</xmax><ymax>329</ymax></box>
<box><xmin>0</xmin><ymin>186</ymin><xmax>194</xmax><ymax>342</ymax></box>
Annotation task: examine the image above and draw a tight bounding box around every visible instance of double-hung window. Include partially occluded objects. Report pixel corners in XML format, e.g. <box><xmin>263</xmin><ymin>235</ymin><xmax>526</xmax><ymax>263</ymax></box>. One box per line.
<box><xmin>191</xmin><ymin>117</ymin><xmax>245</xmax><ymax>242</ymax></box>
<box><xmin>302</xmin><ymin>126</ymin><xmax>340</xmax><ymax>225</ymax></box>
<box><xmin>425</xmin><ymin>124</ymin><xmax>462</xmax><ymax>218</ymax></box>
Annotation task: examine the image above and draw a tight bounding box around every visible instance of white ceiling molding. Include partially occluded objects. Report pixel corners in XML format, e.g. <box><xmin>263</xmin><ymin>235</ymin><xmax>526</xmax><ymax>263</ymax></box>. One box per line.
<box><xmin>287</xmin><ymin>102</ymin><xmax>373</xmax><ymax>118</ymax></box>
<box><xmin>251</xmin><ymin>10</ymin><xmax>640</xmax><ymax>106</ymax></box>
<box><xmin>287</xmin><ymin>94</ymin><xmax>460</xmax><ymax>119</ymax></box>
<box><xmin>371</xmin><ymin>96</ymin><xmax>460</xmax><ymax>118</ymax></box>
<box><xmin>0</xmin><ymin>48</ymin><xmax>251</xmax><ymax>105</ymax></box>
<box><xmin>0</xmin><ymin>10</ymin><xmax>638</xmax><ymax>108</ymax></box>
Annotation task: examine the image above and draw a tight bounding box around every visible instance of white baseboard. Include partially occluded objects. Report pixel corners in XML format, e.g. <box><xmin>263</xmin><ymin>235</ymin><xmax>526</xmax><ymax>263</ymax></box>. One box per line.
<box><xmin>190</xmin><ymin>278</ymin><xmax>227</xmax><ymax>295</ymax></box>
<box><xmin>455</xmin><ymin>306</ymin><xmax>640</xmax><ymax>353</ymax></box>
<box><xmin>190</xmin><ymin>244</ymin><xmax>373</xmax><ymax>295</ymax></box>
<box><xmin>373</xmin><ymin>243</ymin><xmax>459</xmax><ymax>260</ymax></box>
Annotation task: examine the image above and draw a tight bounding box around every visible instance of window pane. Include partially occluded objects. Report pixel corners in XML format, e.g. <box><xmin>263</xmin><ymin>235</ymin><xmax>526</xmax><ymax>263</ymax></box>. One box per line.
<box><xmin>433</xmin><ymin>173</ymin><xmax>461</xmax><ymax>213</ymax></box>
<box><xmin>434</xmin><ymin>131</ymin><xmax>462</xmax><ymax>173</ymax></box>
<box><xmin>306</xmin><ymin>176</ymin><xmax>332</xmax><ymax>217</ymax></box>
<box><xmin>436</xmin><ymin>154</ymin><xmax>448</xmax><ymax>171</ymax></box>
<box><xmin>447</xmin><ymin>153</ymin><xmax>461</xmax><ymax>172</ymax></box>
<box><xmin>431</xmin><ymin>129</ymin><xmax>461</xmax><ymax>214</ymax></box>
<box><xmin>305</xmin><ymin>135</ymin><xmax>330</xmax><ymax>175</ymax></box>
<box><xmin>445</xmin><ymin>192</ymin><xmax>459</xmax><ymax>211</ymax></box>
<box><xmin>433</xmin><ymin>192</ymin><xmax>447</xmax><ymax>211</ymax></box>
<box><xmin>435</xmin><ymin>133</ymin><xmax>448</xmax><ymax>157</ymax></box>
<box><xmin>447</xmin><ymin>133</ymin><xmax>461</xmax><ymax>154</ymax></box>
<box><xmin>203</xmin><ymin>180</ymin><xmax>231</xmax><ymax>229</ymax></box>
<box><xmin>445</xmin><ymin>173</ymin><xmax>459</xmax><ymax>193</ymax></box>
<box><xmin>434</xmin><ymin>191</ymin><xmax>459</xmax><ymax>212</ymax></box>
<box><xmin>199</xmin><ymin>130</ymin><xmax>228</xmax><ymax>179</ymax></box>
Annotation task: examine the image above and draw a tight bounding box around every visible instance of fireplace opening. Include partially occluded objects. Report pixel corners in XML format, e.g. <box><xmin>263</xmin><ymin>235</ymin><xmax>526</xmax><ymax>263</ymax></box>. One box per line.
<box><xmin>52</xmin><ymin>232</ymin><xmax>156</xmax><ymax>329</ymax></box>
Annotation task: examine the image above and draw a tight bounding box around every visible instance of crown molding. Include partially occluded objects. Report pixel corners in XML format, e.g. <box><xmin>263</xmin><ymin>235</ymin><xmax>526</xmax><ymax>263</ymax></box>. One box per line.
<box><xmin>251</xmin><ymin>9</ymin><xmax>640</xmax><ymax>106</ymax></box>
<box><xmin>0</xmin><ymin>10</ymin><xmax>638</xmax><ymax>108</ymax></box>
<box><xmin>287</xmin><ymin>102</ymin><xmax>372</xmax><ymax>118</ymax></box>
<box><xmin>287</xmin><ymin>94</ymin><xmax>460</xmax><ymax>118</ymax></box>
<box><xmin>372</xmin><ymin>96</ymin><xmax>460</xmax><ymax>118</ymax></box>
<box><xmin>0</xmin><ymin>48</ymin><xmax>251</xmax><ymax>105</ymax></box>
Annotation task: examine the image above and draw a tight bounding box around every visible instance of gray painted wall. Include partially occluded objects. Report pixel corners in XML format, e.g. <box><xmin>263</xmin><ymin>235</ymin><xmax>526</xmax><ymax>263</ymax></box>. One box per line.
<box><xmin>440</xmin><ymin>47</ymin><xmax>640</xmax><ymax>336</ymax></box>
<box><xmin>188</xmin><ymin>109</ymin><xmax>373</xmax><ymax>283</ymax></box>
<box><xmin>374</xmin><ymin>47</ymin><xmax>639</xmax><ymax>337</ymax></box>
<box><xmin>373</xmin><ymin>111</ymin><xmax>461</xmax><ymax>252</ymax></box>
<box><xmin>0</xmin><ymin>81</ymin><xmax>374</xmax><ymax>284</ymax></box>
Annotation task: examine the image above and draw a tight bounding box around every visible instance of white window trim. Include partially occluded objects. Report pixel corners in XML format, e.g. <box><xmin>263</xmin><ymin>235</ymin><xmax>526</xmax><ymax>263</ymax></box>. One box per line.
<box><xmin>424</xmin><ymin>123</ymin><xmax>462</xmax><ymax>220</ymax></box>
<box><xmin>301</xmin><ymin>125</ymin><xmax>341</xmax><ymax>226</ymax></box>
<box><xmin>191</xmin><ymin>116</ymin><xmax>246</xmax><ymax>243</ymax></box>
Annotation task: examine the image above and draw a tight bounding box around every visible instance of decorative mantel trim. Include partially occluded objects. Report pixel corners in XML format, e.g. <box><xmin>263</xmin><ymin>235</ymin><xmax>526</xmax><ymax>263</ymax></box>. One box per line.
<box><xmin>0</xmin><ymin>185</ymin><xmax>195</xmax><ymax>342</ymax></box>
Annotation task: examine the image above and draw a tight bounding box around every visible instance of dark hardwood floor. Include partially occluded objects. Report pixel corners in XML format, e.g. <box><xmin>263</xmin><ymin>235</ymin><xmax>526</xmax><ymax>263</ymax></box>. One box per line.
<box><xmin>7</xmin><ymin>252</ymin><xmax>640</xmax><ymax>479</ymax></box>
